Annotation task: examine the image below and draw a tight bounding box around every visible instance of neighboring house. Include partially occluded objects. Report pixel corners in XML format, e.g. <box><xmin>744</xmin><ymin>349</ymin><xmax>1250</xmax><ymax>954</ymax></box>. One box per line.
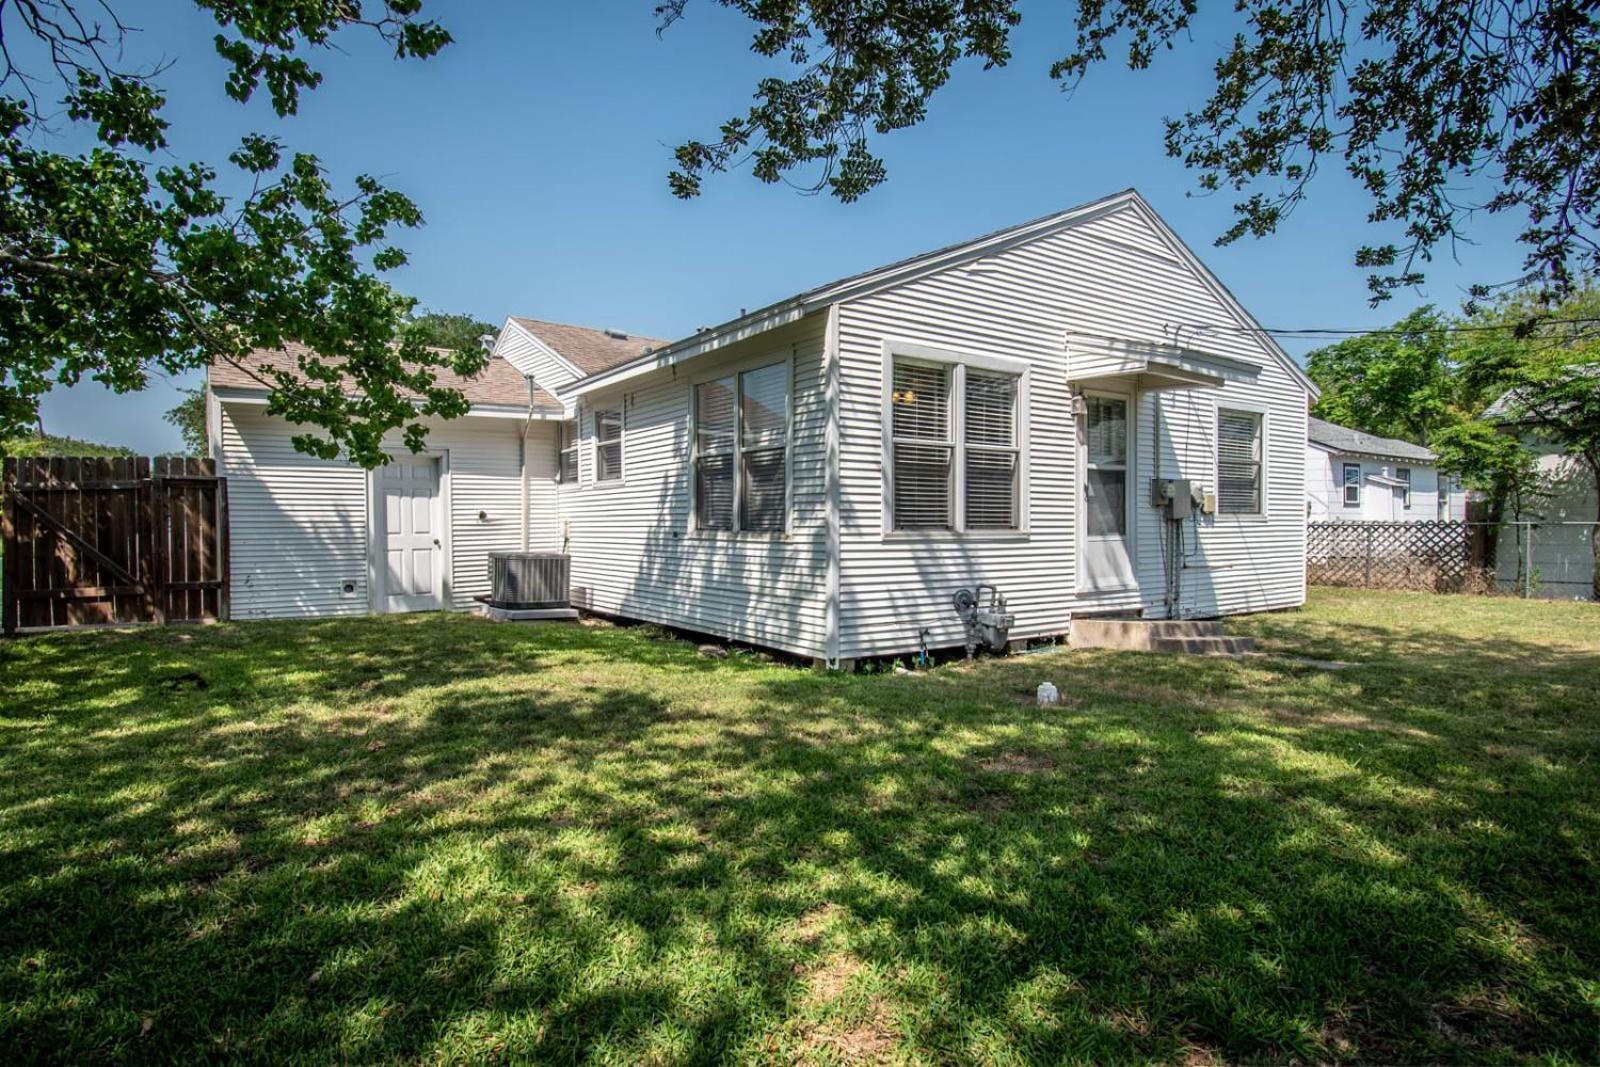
<box><xmin>1481</xmin><ymin>391</ymin><xmax>1598</xmax><ymax>600</ymax></box>
<box><xmin>1304</xmin><ymin>417</ymin><xmax>1468</xmax><ymax>522</ymax></box>
<box><xmin>209</xmin><ymin>189</ymin><xmax>1317</xmax><ymax>664</ymax></box>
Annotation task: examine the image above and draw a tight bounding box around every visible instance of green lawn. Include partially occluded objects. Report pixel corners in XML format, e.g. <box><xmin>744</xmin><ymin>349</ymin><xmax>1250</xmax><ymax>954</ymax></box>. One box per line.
<box><xmin>2</xmin><ymin>589</ymin><xmax>1597</xmax><ymax>1063</ymax></box>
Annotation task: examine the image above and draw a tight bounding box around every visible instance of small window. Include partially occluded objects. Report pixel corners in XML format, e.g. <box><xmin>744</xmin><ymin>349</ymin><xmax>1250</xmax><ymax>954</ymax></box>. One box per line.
<box><xmin>692</xmin><ymin>362</ymin><xmax>789</xmax><ymax>532</ymax></box>
<box><xmin>890</xmin><ymin>360</ymin><xmax>954</xmax><ymax>530</ymax></box>
<box><xmin>595</xmin><ymin>407</ymin><xmax>623</xmax><ymax>482</ymax></box>
<box><xmin>1437</xmin><ymin>475</ymin><xmax>1451</xmax><ymax>519</ymax></box>
<box><xmin>1397</xmin><ymin>467</ymin><xmax>1412</xmax><ymax>508</ymax></box>
<box><xmin>1342</xmin><ymin>462</ymin><xmax>1362</xmax><ymax>507</ymax></box>
<box><xmin>556</xmin><ymin>420</ymin><xmax>578</xmax><ymax>484</ymax></box>
<box><xmin>1216</xmin><ymin>409</ymin><xmax>1264</xmax><ymax>514</ymax></box>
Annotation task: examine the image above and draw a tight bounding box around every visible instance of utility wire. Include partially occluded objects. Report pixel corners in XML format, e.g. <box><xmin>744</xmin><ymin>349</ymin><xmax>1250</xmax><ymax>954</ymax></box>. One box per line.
<box><xmin>1173</xmin><ymin>318</ymin><xmax>1600</xmax><ymax>338</ymax></box>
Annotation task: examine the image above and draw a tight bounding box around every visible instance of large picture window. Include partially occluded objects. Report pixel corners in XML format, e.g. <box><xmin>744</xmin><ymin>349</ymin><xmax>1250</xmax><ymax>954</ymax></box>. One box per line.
<box><xmin>594</xmin><ymin>407</ymin><xmax>623</xmax><ymax>482</ymax></box>
<box><xmin>888</xmin><ymin>353</ymin><xmax>1023</xmax><ymax>533</ymax></box>
<box><xmin>693</xmin><ymin>362</ymin><xmax>789</xmax><ymax>532</ymax></box>
<box><xmin>1216</xmin><ymin>408</ymin><xmax>1264</xmax><ymax>514</ymax></box>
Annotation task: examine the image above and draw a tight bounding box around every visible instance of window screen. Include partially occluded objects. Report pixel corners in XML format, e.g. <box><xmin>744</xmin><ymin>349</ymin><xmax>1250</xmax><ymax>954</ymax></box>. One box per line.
<box><xmin>739</xmin><ymin>363</ymin><xmax>787</xmax><ymax>532</ymax></box>
<box><xmin>595</xmin><ymin>408</ymin><xmax>623</xmax><ymax>482</ymax></box>
<box><xmin>694</xmin><ymin>378</ymin><xmax>735</xmax><ymax>530</ymax></box>
<box><xmin>1216</xmin><ymin>409</ymin><xmax>1263</xmax><ymax>514</ymax></box>
<box><xmin>890</xmin><ymin>361</ymin><xmax>952</xmax><ymax>530</ymax></box>
<box><xmin>964</xmin><ymin>370</ymin><xmax>1018</xmax><ymax>529</ymax></box>
<box><xmin>557</xmin><ymin>420</ymin><xmax>578</xmax><ymax>484</ymax></box>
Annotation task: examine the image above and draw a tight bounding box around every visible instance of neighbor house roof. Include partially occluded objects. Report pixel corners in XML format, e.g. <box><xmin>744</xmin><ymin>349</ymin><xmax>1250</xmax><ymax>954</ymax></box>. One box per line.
<box><xmin>1307</xmin><ymin>417</ymin><xmax>1435</xmax><ymax>463</ymax></box>
<box><xmin>508</xmin><ymin>318</ymin><xmax>672</xmax><ymax>377</ymax></box>
<box><xmin>208</xmin><ymin>343</ymin><xmax>561</xmax><ymax>412</ymax></box>
<box><xmin>551</xmin><ymin>188</ymin><xmax>1319</xmax><ymax>399</ymax></box>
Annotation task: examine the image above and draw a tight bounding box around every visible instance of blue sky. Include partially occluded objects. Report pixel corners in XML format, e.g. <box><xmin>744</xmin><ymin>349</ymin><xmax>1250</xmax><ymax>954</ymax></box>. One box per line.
<box><xmin>39</xmin><ymin>0</ymin><xmax>1529</xmax><ymax>453</ymax></box>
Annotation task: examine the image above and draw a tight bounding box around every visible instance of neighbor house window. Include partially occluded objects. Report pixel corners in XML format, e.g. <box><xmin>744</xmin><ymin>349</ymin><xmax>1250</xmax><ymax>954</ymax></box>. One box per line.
<box><xmin>1215</xmin><ymin>408</ymin><xmax>1264</xmax><ymax>514</ymax></box>
<box><xmin>1397</xmin><ymin>467</ymin><xmax>1412</xmax><ymax>508</ymax></box>
<box><xmin>888</xmin><ymin>353</ymin><xmax>1022</xmax><ymax>533</ymax></box>
<box><xmin>1342</xmin><ymin>462</ymin><xmax>1362</xmax><ymax>507</ymax></box>
<box><xmin>557</xmin><ymin>420</ymin><xmax>578</xmax><ymax>484</ymax></box>
<box><xmin>693</xmin><ymin>362</ymin><xmax>789</xmax><ymax>532</ymax></box>
<box><xmin>1437</xmin><ymin>475</ymin><xmax>1451</xmax><ymax>519</ymax></box>
<box><xmin>594</xmin><ymin>407</ymin><xmax>623</xmax><ymax>482</ymax></box>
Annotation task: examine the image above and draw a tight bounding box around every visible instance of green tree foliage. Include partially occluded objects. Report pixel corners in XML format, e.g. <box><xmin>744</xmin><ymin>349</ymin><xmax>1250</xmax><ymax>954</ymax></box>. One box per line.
<box><xmin>1</xmin><ymin>1</ymin><xmax>482</xmax><ymax>469</ymax></box>
<box><xmin>409</xmin><ymin>310</ymin><xmax>498</xmax><ymax>354</ymax></box>
<box><xmin>663</xmin><ymin>0</ymin><xmax>1600</xmax><ymax>303</ymax></box>
<box><xmin>1307</xmin><ymin>308</ymin><xmax>1462</xmax><ymax>445</ymax></box>
<box><xmin>1</xmin><ymin>433</ymin><xmax>134</xmax><ymax>458</ymax></box>
<box><xmin>166</xmin><ymin>389</ymin><xmax>210</xmax><ymax>457</ymax></box>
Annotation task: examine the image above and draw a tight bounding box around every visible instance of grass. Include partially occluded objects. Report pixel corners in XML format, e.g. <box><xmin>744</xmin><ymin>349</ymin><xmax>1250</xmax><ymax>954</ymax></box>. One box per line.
<box><xmin>1</xmin><ymin>588</ymin><xmax>1598</xmax><ymax>1063</ymax></box>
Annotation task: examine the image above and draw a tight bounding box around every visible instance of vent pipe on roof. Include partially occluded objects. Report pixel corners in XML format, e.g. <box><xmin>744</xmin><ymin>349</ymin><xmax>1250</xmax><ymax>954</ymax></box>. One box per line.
<box><xmin>478</xmin><ymin>332</ymin><xmax>497</xmax><ymax>352</ymax></box>
<box><xmin>603</xmin><ymin>328</ymin><xmax>628</xmax><ymax>340</ymax></box>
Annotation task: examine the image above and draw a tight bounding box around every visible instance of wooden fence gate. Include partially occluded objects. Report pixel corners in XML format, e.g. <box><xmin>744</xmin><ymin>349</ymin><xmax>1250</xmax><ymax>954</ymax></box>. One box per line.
<box><xmin>2</xmin><ymin>456</ymin><xmax>229</xmax><ymax>633</ymax></box>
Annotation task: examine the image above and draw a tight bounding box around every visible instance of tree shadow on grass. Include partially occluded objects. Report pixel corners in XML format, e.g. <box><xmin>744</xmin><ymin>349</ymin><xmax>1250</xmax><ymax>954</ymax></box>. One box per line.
<box><xmin>0</xmin><ymin>607</ymin><xmax>1596</xmax><ymax>1062</ymax></box>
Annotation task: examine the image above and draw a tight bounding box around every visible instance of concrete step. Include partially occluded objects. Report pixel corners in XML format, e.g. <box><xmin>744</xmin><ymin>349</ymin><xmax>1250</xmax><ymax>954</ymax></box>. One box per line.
<box><xmin>1069</xmin><ymin>618</ymin><xmax>1224</xmax><ymax>650</ymax></box>
<box><xmin>1148</xmin><ymin>635</ymin><xmax>1256</xmax><ymax>655</ymax></box>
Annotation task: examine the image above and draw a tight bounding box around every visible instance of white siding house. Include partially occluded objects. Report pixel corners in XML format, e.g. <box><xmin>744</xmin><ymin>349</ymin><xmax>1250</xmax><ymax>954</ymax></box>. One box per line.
<box><xmin>210</xmin><ymin>189</ymin><xmax>1319</xmax><ymax>661</ymax></box>
<box><xmin>1305</xmin><ymin>417</ymin><xmax>1468</xmax><ymax>523</ymax></box>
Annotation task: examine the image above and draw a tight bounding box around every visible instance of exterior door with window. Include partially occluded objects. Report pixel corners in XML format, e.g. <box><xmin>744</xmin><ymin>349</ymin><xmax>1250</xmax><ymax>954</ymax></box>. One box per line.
<box><xmin>1079</xmin><ymin>392</ymin><xmax>1136</xmax><ymax>592</ymax></box>
<box><xmin>379</xmin><ymin>457</ymin><xmax>443</xmax><ymax>613</ymax></box>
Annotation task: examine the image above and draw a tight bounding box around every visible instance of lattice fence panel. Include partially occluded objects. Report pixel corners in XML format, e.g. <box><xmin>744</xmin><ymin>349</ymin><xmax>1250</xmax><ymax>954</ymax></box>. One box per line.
<box><xmin>1307</xmin><ymin>521</ymin><xmax>1494</xmax><ymax>593</ymax></box>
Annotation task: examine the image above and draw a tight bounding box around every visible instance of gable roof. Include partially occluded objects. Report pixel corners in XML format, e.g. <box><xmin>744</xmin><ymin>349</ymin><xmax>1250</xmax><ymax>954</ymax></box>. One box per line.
<box><xmin>208</xmin><ymin>344</ymin><xmax>561</xmax><ymax>412</ymax></box>
<box><xmin>560</xmin><ymin>188</ymin><xmax>1319</xmax><ymax>398</ymax></box>
<box><xmin>1307</xmin><ymin>417</ymin><xmax>1435</xmax><ymax>463</ymax></box>
<box><xmin>508</xmin><ymin>318</ymin><xmax>672</xmax><ymax>377</ymax></box>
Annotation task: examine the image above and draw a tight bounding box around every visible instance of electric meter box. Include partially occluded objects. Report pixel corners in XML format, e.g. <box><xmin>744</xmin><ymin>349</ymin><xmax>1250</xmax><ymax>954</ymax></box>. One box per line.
<box><xmin>1150</xmin><ymin>478</ymin><xmax>1194</xmax><ymax>519</ymax></box>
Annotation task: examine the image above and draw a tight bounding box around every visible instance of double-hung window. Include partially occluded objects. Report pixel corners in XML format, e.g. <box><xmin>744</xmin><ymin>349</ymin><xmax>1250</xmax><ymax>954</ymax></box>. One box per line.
<box><xmin>1215</xmin><ymin>408</ymin><xmax>1264</xmax><ymax>514</ymax></box>
<box><xmin>693</xmin><ymin>362</ymin><xmax>789</xmax><ymax>532</ymax></box>
<box><xmin>1396</xmin><ymin>467</ymin><xmax>1412</xmax><ymax>509</ymax></box>
<box><xmin>594</xmin><ymin>407</ymin><xmax>623</xmax><ymax>482</ymax></box>
<box><xmin>888</xmin><ymin>352</ymin><xmax>1023</xmax><ymax>533</ymax></box>
<box><xmin>1342</xmin><ymin>462</ymin><xmax>1362</xmax><ymax>507</ymax></box>
<box><xmin>556</xmin><ymin>420</ymin><xmax>578</xmax><ymax>484</ymax></box>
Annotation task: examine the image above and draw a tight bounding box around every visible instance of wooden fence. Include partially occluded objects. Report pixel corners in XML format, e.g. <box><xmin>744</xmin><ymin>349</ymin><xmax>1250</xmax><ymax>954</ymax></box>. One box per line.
<box><xmin>1306</xmin><ymin>520</ymin><xmax>1494</xmax><ymax>594</ymax></box>
<box><xmin>2</xmin><ymin>457</ymin><xmax>229</xmax><ymax>632</ymax></box>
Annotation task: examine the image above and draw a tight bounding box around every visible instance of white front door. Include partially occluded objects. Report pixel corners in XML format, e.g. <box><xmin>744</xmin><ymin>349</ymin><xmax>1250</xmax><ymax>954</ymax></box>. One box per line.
<box><xmin>1079</xmin><ymin>391</ymin><xmax>1137</xmax><ymax>592</ymax></box>
<box><xmin>379</xmin><ymin>457</ymin><xmax>443</xmax><ymax>613</ymax></box>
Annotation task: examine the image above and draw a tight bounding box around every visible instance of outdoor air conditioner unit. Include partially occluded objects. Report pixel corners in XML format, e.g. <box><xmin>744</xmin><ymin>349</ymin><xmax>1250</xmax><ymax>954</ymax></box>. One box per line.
<box><xmin>485</xmin><ymin>552</ymin><xmax>570</xmax><ymax>609</ymax></box>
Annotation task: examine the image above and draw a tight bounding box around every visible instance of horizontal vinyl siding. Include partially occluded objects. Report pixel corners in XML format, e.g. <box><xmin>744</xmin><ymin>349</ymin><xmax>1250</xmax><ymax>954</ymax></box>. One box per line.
<box><xmin>218</xmin><ymin>403</ymin><xmax>538</xmax><ymax>619</ymax></box>
<box><xmin>553</xmin><ymin>316</ymin><xmax>830</xmax><ymax>657</ymax></box>
<box><xmin>835</xmin><ymin>200</ymin><xmax>1310</xmax><ymax>658</ymax></box>
<box><xmin>495</xmin><ymin>322</ymin><xmax>580</xmax><ymax>396</ymax></box>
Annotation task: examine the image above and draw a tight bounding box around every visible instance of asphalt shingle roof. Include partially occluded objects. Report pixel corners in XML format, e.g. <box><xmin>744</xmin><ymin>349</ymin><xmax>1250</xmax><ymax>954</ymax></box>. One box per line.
<box><xmin>1307</xmin><ymin>416</ymin><xmax>1435</xmax><ymax>463</ymax></box>
<box><xmin>209</xmin><ymin>343</ymin><xmax>560</xmax><ymax>412</ymax></box>
<box><xmin>509</xmin><ymin>318</ymin><xmax>672</xmax><ymax>377</ymax></box>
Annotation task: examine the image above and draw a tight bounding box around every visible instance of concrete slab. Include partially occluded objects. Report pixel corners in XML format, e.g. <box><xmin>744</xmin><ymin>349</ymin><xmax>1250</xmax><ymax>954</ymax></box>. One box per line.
<box><xmin>479</xmin><ymin>605</ymin><xmax>580</xmax><ymax>623</ymax></box>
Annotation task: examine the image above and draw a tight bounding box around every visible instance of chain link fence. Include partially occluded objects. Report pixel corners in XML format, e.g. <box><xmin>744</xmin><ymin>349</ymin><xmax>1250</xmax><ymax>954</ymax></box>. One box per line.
<box><xmin>1307</xmin><ymin>520</ymin><xmax>1598</xmax><ymax>600</ymax></box>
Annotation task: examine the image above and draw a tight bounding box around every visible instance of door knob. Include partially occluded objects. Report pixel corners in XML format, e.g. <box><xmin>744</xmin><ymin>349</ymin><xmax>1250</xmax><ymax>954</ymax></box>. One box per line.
<box><xmin>432</xmin><ymin>537</ymin><xmax>441</xmax><ymax>547</ymax></box>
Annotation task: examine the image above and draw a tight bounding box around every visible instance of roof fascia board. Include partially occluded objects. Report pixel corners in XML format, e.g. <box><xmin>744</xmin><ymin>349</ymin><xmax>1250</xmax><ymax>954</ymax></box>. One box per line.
<box><xmin>211</xmin><ymin>385</ymin><xmax>555</xmax><ymax>421</ymax></box>
<box><xmin>560</xmin><ymin>304</ymin><xmax>813</xmax><ymax>397</ymax></box>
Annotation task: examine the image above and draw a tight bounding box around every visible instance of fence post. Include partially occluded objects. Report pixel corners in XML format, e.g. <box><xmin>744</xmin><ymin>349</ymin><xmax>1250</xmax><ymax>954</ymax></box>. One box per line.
<box><xmin>1364</xmin><ymin>525</ymin><xmax>1374</xmax><ymax>587</ymax></box>
<box><xmin>1523</xmin><ymin>525</ymin><xmax>1533</xmax><ymax>599</ymax></box>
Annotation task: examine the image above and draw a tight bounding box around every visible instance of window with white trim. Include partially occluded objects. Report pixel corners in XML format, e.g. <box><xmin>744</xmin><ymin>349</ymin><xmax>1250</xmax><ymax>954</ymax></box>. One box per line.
<box><xmin>557</xmin><ymin>420</ymin><xmax>578</xmax><ymax>484</ymax></box>
<box><xmin>594</xmin><ymin>407</ymin><xmax>623</xmax><ymax>482</ymax></box>
<box><xmin>693</xmin><ymin>362</ymin><xmax>789</xmax><ymax>532</ymax></box>
<box><xmin>1215</xmin><ymin>408</ymin><xmax>1264</xmax><ymax>514</ymax></box>
<box><xmin>1397</xmin><ymin>467</ymin><xmax>1412</xmax><ymax>508</ymax></box>
<box><xmin>1342</xmin><ymin>462</ymin><xmax>1362</xmax><ymax>507</ymax></box>
<box><xmin>888</xmin><ymin>355</ymin><xmax>1022</xmax><ymax>532</ymax></box>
